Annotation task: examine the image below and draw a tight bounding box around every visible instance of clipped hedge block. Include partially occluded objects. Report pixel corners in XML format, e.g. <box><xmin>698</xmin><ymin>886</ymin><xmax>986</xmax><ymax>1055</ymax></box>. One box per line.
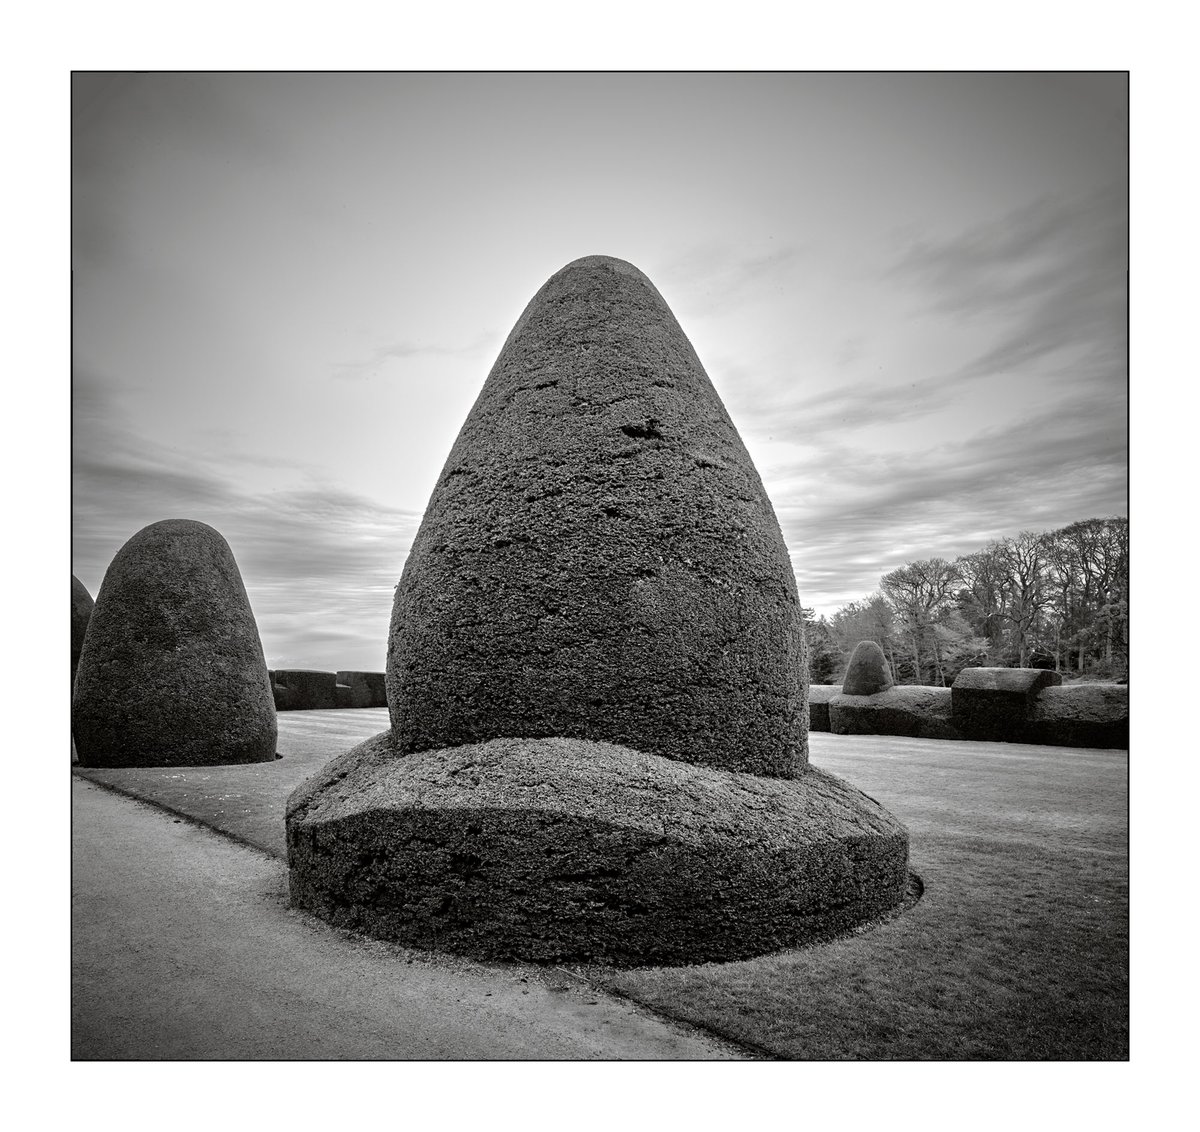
<box><xmin>286</xmin><ymin>732</ymin><xmax>909</xmax><ymax>967</ymax></box>
<box><xmin>335</xmin><ymin>671</ymin><xmax>387</xmax><ymax>708</ymax></box>
<box><xmin>1024</xmin><ymin>684</ymin><xmax>1128</xmax><ymax>749</ymax></box>
<box><xmin>807</xmin><ymin>684</ymin><xmax>841</xmax><ymax>732</ymax></box>
<box><xmin>841</xmin><ymin>640</ymin><xmax>894</xmax><ymax>696</ymax></box>
<box><xmin>72</xmin><ymin>519</ymin><xmax>277</xmax><ymax>767</ymax></box>
<box><xmin>272</xmin><ymin>669</ymin><xmax>338</xmax><ymax>711</ymax></box>
<box><xmin>952</xmin><ymin>667</ymin><xmax>1062</xmax><ymax>742</ymax></box>
<box><xmin>830</xmin><ymin>686</ymin><xmax>959</xmax><ymax>740</ymax></box>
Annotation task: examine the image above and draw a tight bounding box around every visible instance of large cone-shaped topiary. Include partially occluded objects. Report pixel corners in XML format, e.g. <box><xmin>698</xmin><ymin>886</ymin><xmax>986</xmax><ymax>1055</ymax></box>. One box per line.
<box><xmin>289</xmin><ymin>256</ymin><xmax>910</xmax><ymax>966</ymax></box>
<box><xmin>73</xmin><ymin>519</ymin><xmax>277</xmax><ymax>767</ymax></box>
<box><xmin>388</xmin><ymin>255</ymin><xmax>807</xmax><ymax>777</ymax></box>
<box><xmin>71</xmin><ymin>574</ymin><xmax>95</xmax><ymax>687</ymax></box>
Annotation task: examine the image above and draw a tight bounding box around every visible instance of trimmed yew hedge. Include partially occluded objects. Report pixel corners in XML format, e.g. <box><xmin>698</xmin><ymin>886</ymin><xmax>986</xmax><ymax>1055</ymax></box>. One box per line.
<box><xmin>809</xmin><ymin>668</ymin><xmax>1127</xmax><ymax>749</ymax></box>
<box><xmin>952</xmin><ymin>667</ymin><xmax>1062</xmax><ymax>742</ymax></box>
<box><xmin>841</xmin><ymin>640</ymin><xmax>894</xmax><ymax>696</ymax></box>
<box><xmin>286</xmin><ymin>733</ymin><xmax>909</xmax><ymax>967</ymax></box>
<box><xmin>830</xmin><ymin>686</ymin><xmax>959</xmax><ymax>740</ymax></box>
<box><xmin>807</xmin><ymin>684</ymin><xmax>841</xmax><ymax>732</ymax></box>
<box><xmin>335</xmin><ymin>671</ymin><xmax>387</xmax><ymax>708</ymax></box>
<box><xmin>71</xmin><ymin>574</ymin><xmax>95</xmax><ymax>688</ymax></box>
<box><xmin>386</xmin><ymin>255</ymin><xmax>809</xmax><ymax>779</ymax></box>
<box><xmin>1024</xmin><ymin>685</ymin><xmax>1129</xmax><ymax>749</ymax></box>
<box><xmin>72</xmin><ymin>519</ymin><xmax>276</xmax><ymax>767</ymax></box>
<box><xmin>272</xmin><ymin>670</ymin><xmax>338</xmax><ymax>711</ymax></box>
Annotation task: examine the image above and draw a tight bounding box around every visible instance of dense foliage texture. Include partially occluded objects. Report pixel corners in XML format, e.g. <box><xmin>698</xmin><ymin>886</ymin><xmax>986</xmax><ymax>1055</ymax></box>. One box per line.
<box><xmin>335</xmin><ymin>671</ymin><xmax>387</xmax><ymax>708</ymax></box>
<box><xmin>951</xmin><ymin>667</ymin><xmax>1062</xmax><ymax>742</ymax></box>
<box><xmin>388</xmin><ymin>255</ymin><xmax>807</xmax><ymax>777</ymax></box>
<box><xmin>841</xmin><ymin>640</ymin><xmax>894</xmax><ymax>695</ymax></box>
<box><xmin>71</xmin><ymin>574</ymin><xmax>95</xmax><ymax>687</ymax></box>
<box><xmin>288</xmin><ymin>255</ymin><xmax>910</xmax><ymax>966</ymax></box>
<box><xmin>272</xmin><ymin>670</ymin><xmax>338</xmax><ymax>711</ymax></box>
<box><xmin>286</xmin><ymin>733</ymin><xmax>908</xmax><ymax>966</ymax></box>
<box><xmin>72</xmin><ymin>519</ymin><xmax>277</xmax><ymax>767</ymax></box>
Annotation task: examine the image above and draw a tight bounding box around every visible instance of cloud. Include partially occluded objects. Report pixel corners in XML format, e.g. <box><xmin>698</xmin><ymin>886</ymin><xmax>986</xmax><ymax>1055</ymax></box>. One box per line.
<box><xmin>72</xmin><ymin>373</ymin><xmax>420</xmax><ymax>670</ymax></box>
<box><xmin>768</xmin><ymin>387</ymin><xmax>1127</xmax><ymax>613</ymax></box>
<box><xmin>655</xmin><ymin>242</ymin><xmax>811</xmax><ymax>317</ymax></box>
<box><xmin>701</xmin><ymin>188</ymin><xmax>1128</xmax><ymax>616</ymax></box>
<box><xmin>734</xmin><ymin>372</ymin><xmax>950</xmax><ymax>441</ymax></box>
<box><xmin>890</xmin><ymin>185</ymin><xmax>1127</xmax><ymax>385</ymax></box>
<box><xmin>332</xmin><ymin>332</ymin><xmax>501</xmax><ymax>379</ymax></box>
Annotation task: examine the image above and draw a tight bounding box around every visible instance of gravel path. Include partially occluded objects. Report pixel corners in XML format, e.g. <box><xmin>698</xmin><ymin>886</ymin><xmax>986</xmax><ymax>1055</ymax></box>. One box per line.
<box><xmin>71</xmin><ymin>778</ymin><xmax>743</xmax><ymax>1061</ymax></box>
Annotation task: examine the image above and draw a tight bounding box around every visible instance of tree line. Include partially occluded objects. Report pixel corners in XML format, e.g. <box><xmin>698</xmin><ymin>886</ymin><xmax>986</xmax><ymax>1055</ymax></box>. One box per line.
<box><xmin>803</xmin><ymin>517</ymin><xmax>1128</xmax><ymax>686</ymax></box>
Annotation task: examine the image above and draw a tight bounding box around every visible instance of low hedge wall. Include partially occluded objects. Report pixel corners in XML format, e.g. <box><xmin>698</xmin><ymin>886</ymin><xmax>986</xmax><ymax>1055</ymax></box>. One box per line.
<box><xmin>335</xmin><ymin>671</ymin><xmax>388</xmax><ymax>708</ymax></box>
<box><xmin>807</xmin><ymin>669</ymin><xmax>1127</xmax><ymax>749</ymax></box>
<box><xmin>272</xmin><ymin>670</ymin><xmax>338</xmax><ymax>711</ymax></box>
<box><xmin>807</xmin><ymin>685</ymin><xmax>841</xmax><ymax>732</ymax></box>
<box><xmin>1023</xmin><ymin>685</ymin><xmax>1129</xmax><ymax>750</ymax></box>
<box><xmin>829</xmin><ymin>686</ymin><xmax>960</xmax><ymax>740</ymax></box>
<box><xmin>951</xmin><ymin>667</ymin><xmax>1062</xmax><ymax>742</ymax></box>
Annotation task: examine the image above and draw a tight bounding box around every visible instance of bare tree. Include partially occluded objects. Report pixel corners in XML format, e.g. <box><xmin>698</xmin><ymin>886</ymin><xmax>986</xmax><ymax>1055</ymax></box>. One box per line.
<box><xmin>998</xmin><ymin>532</ymin><xmax>1050</xmax><ymax>668</ymax></box>
<box><xmin>880</xmin><ymin>558</ymin><xmax>961</xmax><ymax>684</ymax></box>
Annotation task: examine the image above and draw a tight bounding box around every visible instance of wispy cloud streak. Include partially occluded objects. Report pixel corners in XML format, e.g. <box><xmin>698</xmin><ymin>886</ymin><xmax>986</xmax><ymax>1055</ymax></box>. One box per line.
<box><xmin>890</xmin><ymin>185</ymin><xmax>1127</xmax><ymax>384</ymax></box>
<box><xmin>332</xmin><ymin>332</ymin><xmax>500</xmax><ymax>379</ymax></box>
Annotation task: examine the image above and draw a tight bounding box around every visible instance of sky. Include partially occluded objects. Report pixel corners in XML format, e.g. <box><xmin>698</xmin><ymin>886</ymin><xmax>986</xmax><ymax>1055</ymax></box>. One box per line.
<box><xmin>71</xmin><ymin>72</ymin><xmax>1128</xmax><ymax>671</ymax></box>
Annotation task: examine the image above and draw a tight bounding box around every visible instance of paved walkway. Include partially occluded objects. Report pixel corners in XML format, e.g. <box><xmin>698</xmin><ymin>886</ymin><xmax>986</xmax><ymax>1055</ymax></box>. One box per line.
<box><xmin>72</xmin><ymin>778</ymin><xmax>741</xmax><ymax>1060</ymax></box>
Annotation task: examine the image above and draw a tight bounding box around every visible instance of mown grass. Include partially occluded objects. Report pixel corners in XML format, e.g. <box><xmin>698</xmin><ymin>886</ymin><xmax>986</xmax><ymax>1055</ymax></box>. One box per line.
<box><xmin>76</xmin><ymin>719</ymin><xmax>1127</xmax><ymax>1059</ymax></box>
<box><xmin>588</xmin><ymin>735</ymin><xmax>1127</xmax><ymax>1060</ymax></box>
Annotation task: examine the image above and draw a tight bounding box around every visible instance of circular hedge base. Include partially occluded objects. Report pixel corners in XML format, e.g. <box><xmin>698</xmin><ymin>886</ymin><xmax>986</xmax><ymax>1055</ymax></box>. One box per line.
<box><xmin>286</xmin><ymin>733</ymin><xmax>909</xmax><ymax>967</ymax></box>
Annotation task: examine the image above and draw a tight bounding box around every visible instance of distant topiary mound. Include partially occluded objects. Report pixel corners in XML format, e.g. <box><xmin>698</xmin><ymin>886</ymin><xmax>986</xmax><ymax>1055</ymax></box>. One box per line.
<box><xmin>388</xmin><ymin>255</ymin><xmax>807</xmax><ymax>778</ymax></box>
<box><xmin>71</xmin><ymin>575</ymin><xmax>95</xmax><ymax>687</ymax></box>
<box><xmin>841</xmin><ymin>640</ymin><xmax>894</xmax><ymax>696</ymax></box>
<box><xmin>72</xmin><ymin>519</ymin><xmax>277</xmax><ymax>767</ymax></box>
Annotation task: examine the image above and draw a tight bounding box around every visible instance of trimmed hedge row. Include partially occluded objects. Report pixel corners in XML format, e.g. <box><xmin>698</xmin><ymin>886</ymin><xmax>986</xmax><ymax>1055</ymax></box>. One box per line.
<box><xmin>1025</xmin><ymin>685</ymin><xmax>1129</xmax><ymax>749</ymax></box>
<box><xmin>829</xmin><ymin>686</ymin><xmax>959</xmax><ymax>740</ymax></box>
<box><xmin>269</xmin><ymin>669</ymin><xmax>388</xmax><ymax>711</ymax></box>
<box><xmin>807</xmin><ymin>685</ymin><xmax>841</xmax><ymax>732</ymax></box>
<box><xmin>810</xmin><ymin>664</ymin><xmax>1126</xmax><ymax>749</ymax></box>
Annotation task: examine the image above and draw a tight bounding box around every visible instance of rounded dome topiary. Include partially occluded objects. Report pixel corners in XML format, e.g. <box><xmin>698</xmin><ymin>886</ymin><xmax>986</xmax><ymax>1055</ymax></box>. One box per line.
<box><xmin>387</xmin><ymin>255</ymin><xmax>808</xmax><ymax>778</ymax></box>
<box><xmin>72</xmin><ymin>519</ymin><xmax>277</xmax><ymax>767</ymax></box>
<box><xmin>71</xmin><ymin>574</ymin><xmax>95</xmax><ymax>687</ymax></box>
<box><xmin>841</xmin><ymin>639</ymin><xmax>894</xmax><ymax>696</ymax></box>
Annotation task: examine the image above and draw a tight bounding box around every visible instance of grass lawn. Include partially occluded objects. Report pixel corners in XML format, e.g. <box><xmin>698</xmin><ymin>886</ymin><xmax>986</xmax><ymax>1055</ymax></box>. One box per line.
<box><xmin>590</xmin><ymin>734</ymin><xmax>1128</xmax><ymax>1060</ymax></box>
<box><xmin>74</xmin><ymin>717</ymin><xmax>1127</xmax><ymax>1060</ymax></box>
